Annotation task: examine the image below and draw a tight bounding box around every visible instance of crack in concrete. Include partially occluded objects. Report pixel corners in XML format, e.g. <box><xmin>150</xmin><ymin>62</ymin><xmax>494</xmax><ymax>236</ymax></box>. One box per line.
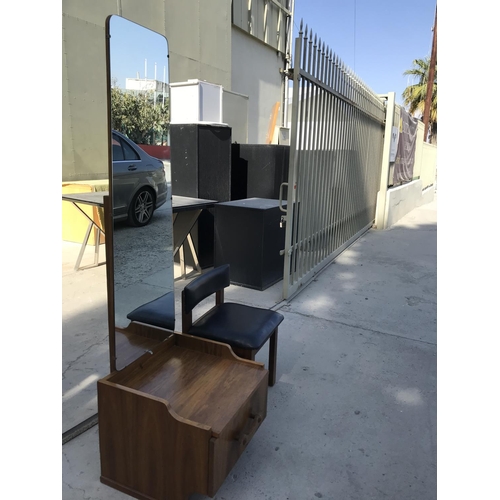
<box><xmin>62</xmin><ymin>339</ymin><xmax>107</xmax><ymax>379</ymax></box>
<box><xmin>283</xmin><ymin>308</ymin><xmax>437</xmax><ymax>346</ymax></box>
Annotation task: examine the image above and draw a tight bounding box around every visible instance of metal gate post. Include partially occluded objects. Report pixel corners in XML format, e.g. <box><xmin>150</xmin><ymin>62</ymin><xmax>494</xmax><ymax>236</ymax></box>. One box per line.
<box><xmin>282</xmin><ymin>22</ymin><xmax>304</xmax><ymax>300</ymax></box>
<box><xmin>375</xmin><ymin>91</ymin><xmax>396</xmax><ymax>230</ymax></box>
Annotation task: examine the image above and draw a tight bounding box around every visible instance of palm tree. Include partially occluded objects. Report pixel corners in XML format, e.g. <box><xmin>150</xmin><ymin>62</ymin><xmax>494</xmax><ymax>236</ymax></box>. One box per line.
<box><xmin>402</xmin><ymin>57</ymin><xmax>437</xmax><ymax>144</ymax></box>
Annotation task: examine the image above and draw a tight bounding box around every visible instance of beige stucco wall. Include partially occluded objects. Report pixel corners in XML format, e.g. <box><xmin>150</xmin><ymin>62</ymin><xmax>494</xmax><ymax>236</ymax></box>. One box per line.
<box><xmin>62</xmin><ymin>0</ymin><xmax>232</xmax><ymax>181</ymax></box>
<box><xmin>385</xmin><ymin>179</ymin><xmax>424</xmax><ymax>227</ymax></box>
<box><xmin>412</xmin><ymin>121</ymin><xmax>425</xmax><ymax>181</ymax></box>
<box><xmin>420</xmin><ymin>142</ymin><xmax>437</xmax><ymax>190</ymax></box>
<box><xmin>231</xmin><ymin>27</ymin><xmax>285</xmax><ymax>144</ymax></box>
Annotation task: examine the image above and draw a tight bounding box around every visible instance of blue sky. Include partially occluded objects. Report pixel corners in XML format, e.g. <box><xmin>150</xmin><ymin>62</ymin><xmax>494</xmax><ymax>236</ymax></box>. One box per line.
<box><xmin>292</xmin><ymin>0</ymin><xmax>437</xmax><ymax>105</ymax></box>
<box><xmin>109</xmin><ymin>1</ymin><xmax>436</xmax><ymax>105</ymax></box>
<box><xmin>109</xmin><ymin>15</ymin><xmax>169</xmax><ymax>89</ymax></box>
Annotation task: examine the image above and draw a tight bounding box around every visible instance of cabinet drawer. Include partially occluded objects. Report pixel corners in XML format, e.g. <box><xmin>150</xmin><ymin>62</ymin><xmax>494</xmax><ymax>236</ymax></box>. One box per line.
<box><xmin>99</xmin><ymin>334</ymin><xmax>270</xmax><ymax>500</ymax></box>
<box><xmin>208</xmin><ymin>374</ymin><xmax>268</xmax><ymax>496</ymax></box>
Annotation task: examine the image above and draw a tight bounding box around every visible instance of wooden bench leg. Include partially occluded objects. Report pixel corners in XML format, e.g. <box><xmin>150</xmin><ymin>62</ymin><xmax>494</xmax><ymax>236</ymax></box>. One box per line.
<box><xmin>268</xmin><ymin>329</ymin><xmax>278</xmax><ymax>387</ymax></box>
<box><xmin>233</xmin><ymin>339</ymin><xmax>277</xmax><ymax>387</ymax></box>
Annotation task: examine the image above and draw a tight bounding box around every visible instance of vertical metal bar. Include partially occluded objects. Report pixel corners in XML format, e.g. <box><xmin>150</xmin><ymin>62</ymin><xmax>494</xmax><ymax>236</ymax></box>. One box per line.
<box><xmin>308</xmin><ymin>34</ymin><xmax>322</xmax><ymax>273</ymax></box>
<box><xmin>283</xmin><ymin>21</ymin><xmax>304</xmax><ymax>299</ymax></box>
<box><xmin>367</xmin><ymin>87</ymin><xmax>376</xmax><ymax>222</ymax></box>
<box><xmin>352</xmin><ymin>75</ymin><xmax>360</xmax><ymax>230</ymax></box>
<box><xmin>346</xmin><ymin>72</ymin><xmax>356</xmax><ymax>243</ymax></box>
<box><xmin>360</xmin><ymin>109</ymin><xmax>370</xmax><ymax>227</ymax></box>
<box><xmin>318</xmin><ymin>50</ymin><xmax>330</xmax><ymax>258</ymax></box>
<box><xmin>362</xmin><ymin>112</ymin><xmax>371</xmax><ymax>225</ymax></box>
<box><xmin>316</xmin><ymin>45</ymin><xmax>327</xmax><ymax>262</ymax></box>
<box><xmin>298</xmin><ymin>30</ymin><xmax>315</xmax><ymax>279</ymax></box>
<box><xmin>355</xmin><ymin>77</ymin><xmax>365</xmax><ymax>229</ymax></box>
<box><xmin>248</xmin><ymin>0</ymin><xmax>253</xmax><ymax>34</ymax></box>
<box><xmin>306</xmin><ymin>36</ymin><xmax>321</xmax><ymax>272</ymax></box>
<box><xmin>365</xmin><ymin>109</ymin><xmax>374</xmax><ymax>221</ymax></box>
<box><xmin>365</xmin><ymin>111</ymin><xmax>375</xmax><ymax>223</ymax></box>
<box><xmin>330</xmin><ymin>55</ymin><xmax>343</xmax><ymax>252</ymax></box>
<box><xmin>356</xmin><ymin>93</ymin><xmax>365</xmax><ymax>228</ymax></box>
<box><xmin>335</xmin><ymin>61</ymin><xmax>346</xmax><ymax>248</ymax></box>
<box><xmin>277</xmin><ymin>6</ymin><xmax>281</xmax><ymax>49</ymax></box>
<box><xmin>94</xmin><ymin>228</ymin><xmax>101</xmax><ymax>266</ymax></box>
<box><xmin>347</xmin><ymin>72</ymin><xmax>359</xmax><ymax>237</ymax></box>
<box><xmin>345</xmin><ymin>70</ymin><xmax>356</xmax><ymax>241</ymax></box>
<box><xmin>352</xmin><ymin>73</ymin><xmax>362</xmax><ymax>235</ymax></box>
<box><xmin>322</xmin><ymin>44</ymin><xmax>332</xmax><ymax>261</ymax></box>
<box><xmin>324</xmin><ymin>49</ymin><xmax>336</xmax><ymax>257</ymax></box>
<box><xmin>292</xmin><ymin>23</ymin><xmax>310</xmax><ymax>284</ymax></box>
<box><xmin>263</xmin><ymin>0</ymin><xmax>268</xmax><ymax>43</ymax></box>
<box><xmin>291</xmin><ymin>26</ymin><xmax>308</xmax><ymax>282</ymax></box>
<box><xmin>337</xmin><ymin>62</ymin><xmax>350</xmax><ymax>247</ymax></box>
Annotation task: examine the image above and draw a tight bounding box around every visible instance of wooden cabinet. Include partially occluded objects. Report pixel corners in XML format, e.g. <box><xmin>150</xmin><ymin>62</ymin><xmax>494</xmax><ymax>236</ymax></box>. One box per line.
<box><xmin>98</xmin><ymin>330</ymin><xmax>268</xmax><ymax>500</ymax></box>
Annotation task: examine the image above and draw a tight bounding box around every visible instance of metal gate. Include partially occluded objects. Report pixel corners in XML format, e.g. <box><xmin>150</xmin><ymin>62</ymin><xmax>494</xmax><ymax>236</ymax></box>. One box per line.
<box><xmin>281</xmin><ymin>22</ymin><xmax>386</xmax><ymax>299</ymax></box>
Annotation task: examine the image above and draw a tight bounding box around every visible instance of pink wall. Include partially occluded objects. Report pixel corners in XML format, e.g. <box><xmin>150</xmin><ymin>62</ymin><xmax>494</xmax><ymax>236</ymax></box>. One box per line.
<box><xmin>138</xmin><ymin>144</ymin><xmax>171</xmax><ymax>160</ymax></box>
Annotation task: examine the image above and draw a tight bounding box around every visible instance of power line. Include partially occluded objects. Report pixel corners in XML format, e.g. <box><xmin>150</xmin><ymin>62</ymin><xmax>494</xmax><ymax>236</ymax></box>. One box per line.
<box><xmin>353</xmin><ymin>0</ymin><xmax>356</xmax><ymax>71</ymax></box>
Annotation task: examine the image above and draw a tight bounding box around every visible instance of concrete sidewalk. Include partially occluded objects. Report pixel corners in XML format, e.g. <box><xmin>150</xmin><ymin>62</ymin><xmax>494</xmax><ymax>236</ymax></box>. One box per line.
<box><xmin>62</xmin><ymin>197</ymin><xmax>436</xmax><ymax>500</ymax></box>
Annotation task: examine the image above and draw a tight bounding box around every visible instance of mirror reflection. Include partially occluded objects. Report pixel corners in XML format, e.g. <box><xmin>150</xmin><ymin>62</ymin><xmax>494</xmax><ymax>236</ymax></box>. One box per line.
<box><xmin>108</xmin><ymin>15</ymin><xmax>174</xmax><ymax>369</ymax></box>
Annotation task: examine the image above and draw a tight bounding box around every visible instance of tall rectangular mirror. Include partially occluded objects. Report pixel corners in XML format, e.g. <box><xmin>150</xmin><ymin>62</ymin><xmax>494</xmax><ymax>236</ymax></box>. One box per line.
<box><xmin>106</xmin><ymin>15</ymin><xmax>174</xmax><ymax>371</ymax></box>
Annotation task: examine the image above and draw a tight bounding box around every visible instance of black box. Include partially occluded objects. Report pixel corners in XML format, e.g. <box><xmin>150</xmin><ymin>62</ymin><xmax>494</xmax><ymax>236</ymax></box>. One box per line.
<box><xmin>170</xmin><ymin>123</ymin><xmax>232</xmax><ymax>201</ymax></box>
<box><xmin>170</xmin><ymin>123</ymin><xmax>232</xmax><ymax>268</ymax></box>
<box><xmin>231</xmin><ymin>144</ymin><xmax>289</xmax><ymax>200</ymax></box>
<box><xmin>214</xmin><ymin>198</ymin><xmax>287</xmax><ymax>290</ymax></box>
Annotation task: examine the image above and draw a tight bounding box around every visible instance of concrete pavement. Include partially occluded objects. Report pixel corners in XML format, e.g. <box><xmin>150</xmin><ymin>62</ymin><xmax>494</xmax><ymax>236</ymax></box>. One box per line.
<box><xmin>62</xmin><ymin>196</ymin><xmax>437</xmax><ymax>500</ymax></box>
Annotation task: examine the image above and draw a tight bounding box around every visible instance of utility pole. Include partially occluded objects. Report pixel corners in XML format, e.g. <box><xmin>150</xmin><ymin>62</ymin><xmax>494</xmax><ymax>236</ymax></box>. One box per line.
<box><xmin>423</xmin><ymin>6</ymin><xmax>437</xmax><ymax>143</ymax></box>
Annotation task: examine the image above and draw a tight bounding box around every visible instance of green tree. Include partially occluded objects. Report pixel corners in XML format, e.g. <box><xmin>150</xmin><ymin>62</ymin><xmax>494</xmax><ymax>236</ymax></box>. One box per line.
<box><xmin>402</xmin><ymin>57</ymin><xmax>437</xmax><ymax>143</ymax></box>
<box><xmin>110</xmin><ymin>87</ymin><xmax>169</xmax><ymax>145</ymax></box>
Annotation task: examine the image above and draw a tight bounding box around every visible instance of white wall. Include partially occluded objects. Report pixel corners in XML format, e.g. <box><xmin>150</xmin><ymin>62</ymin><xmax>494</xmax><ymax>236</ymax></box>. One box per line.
<box><xmin>231</xmin><ymin>27</ymin><xmax>285</xmax><ymax>144</ymax></box>
<box><xmin>384</xmin><ymin>180</ymin><xmax>435</xmax><ymax>227</ymax></box>
<box><xmin>223</xmin><ymin>89</ymin><xmax>249</xmax><ymax>143</ymax></box>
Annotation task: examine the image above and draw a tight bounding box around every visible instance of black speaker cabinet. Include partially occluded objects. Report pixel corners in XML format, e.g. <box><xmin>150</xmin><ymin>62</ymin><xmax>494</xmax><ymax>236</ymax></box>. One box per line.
<box><xmin>214</xmin><ymin>198</ymin><xmax>287</xmax><ymax>291</ymax></box>
<box><xmin>231</xmin><ymin>144</ymin><xmax>289</xmax><ymax>200</ymax></box>
<box><xmin>170</xmin><ymin>123</ymin><xmax>232</xmax><ymax>268</ymax></box>
<box><xmin>171</xmin><ymin>123</ymin><xmax>232</xmax><ymax>201</ymax></box>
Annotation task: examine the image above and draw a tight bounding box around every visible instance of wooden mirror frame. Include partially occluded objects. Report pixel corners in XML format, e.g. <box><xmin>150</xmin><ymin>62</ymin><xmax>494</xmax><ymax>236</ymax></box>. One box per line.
<box><xmin>104</xmin><ymin>15</ymin><xmax>173</xmax><ymax>373</ymax></box>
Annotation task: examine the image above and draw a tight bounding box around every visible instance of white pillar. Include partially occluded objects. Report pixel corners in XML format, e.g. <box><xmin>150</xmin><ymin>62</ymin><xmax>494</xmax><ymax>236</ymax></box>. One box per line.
<box><xmin>375</xmin><ymin>91</ymin><xmax>396</xmax><ymax>230</ymax></box>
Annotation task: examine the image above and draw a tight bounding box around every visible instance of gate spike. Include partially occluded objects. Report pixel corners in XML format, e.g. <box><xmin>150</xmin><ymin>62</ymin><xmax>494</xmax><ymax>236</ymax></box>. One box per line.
<box><xmin>299</xmin><ymin>18</ymin><xmax>303</xmax><ymax>34</ymax></box>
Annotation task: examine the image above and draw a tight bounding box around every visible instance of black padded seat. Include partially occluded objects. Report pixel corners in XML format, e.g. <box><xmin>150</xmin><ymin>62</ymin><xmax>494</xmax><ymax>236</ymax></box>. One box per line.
<box><xmin>181</xmin><ymin>264</ymin><xmax>284</xmax><ymax>386</ymax></box>
<box><xmin>126</xmin><ymin>291</ymin><xmax>175</xmax><ymax>331</ymax></box>
<box><xmin>189</xmin><ymin>303</ymin><xmax>283</xmax><ymax>351</ymax></box>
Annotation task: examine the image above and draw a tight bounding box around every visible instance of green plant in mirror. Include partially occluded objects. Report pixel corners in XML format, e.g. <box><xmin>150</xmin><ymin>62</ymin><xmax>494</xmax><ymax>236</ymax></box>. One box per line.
<box><xmin>111</xmin><ymin>86</ymin><xmax>170</xmax><ymax>145</ymax></box>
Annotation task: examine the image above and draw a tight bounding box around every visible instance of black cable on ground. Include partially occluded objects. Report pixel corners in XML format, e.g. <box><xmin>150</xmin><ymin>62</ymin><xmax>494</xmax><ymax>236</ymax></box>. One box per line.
<box><xmin>62</xmin><ymin>413</ymin><xmax>99</xmax><ymax>445</ymax></box>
